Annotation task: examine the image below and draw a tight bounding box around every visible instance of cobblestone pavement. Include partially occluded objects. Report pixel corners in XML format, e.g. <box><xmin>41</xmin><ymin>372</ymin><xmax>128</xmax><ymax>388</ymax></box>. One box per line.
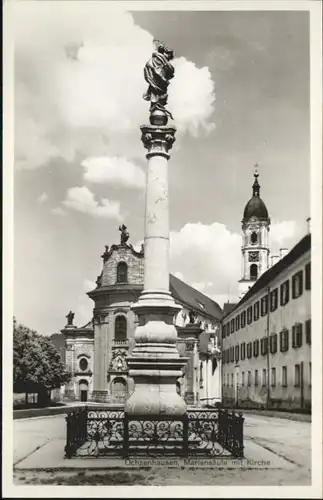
<box><xmin>12</xmin><ymin>413</ymin><xmax>311</xmax><ymax>486</ymax></box>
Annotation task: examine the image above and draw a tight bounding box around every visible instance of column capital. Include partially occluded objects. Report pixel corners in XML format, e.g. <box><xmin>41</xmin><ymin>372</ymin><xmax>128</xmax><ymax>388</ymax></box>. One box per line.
<box><xmin>140</xmin><ymin>124</ymin><xmax>176</xmax><ymax>159</ymax></box>
<box><xmin>93</xmin><ymin>313</ymin><xmax>109</xmax><ymax>326</ymax></box>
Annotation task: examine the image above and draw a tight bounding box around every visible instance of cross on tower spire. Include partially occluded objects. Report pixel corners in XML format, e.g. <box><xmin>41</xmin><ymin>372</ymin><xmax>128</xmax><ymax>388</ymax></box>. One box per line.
<box><xmin>252</xmin><ymin>164</ymin><xmax>260</xmax><ymax>197</ymax></box>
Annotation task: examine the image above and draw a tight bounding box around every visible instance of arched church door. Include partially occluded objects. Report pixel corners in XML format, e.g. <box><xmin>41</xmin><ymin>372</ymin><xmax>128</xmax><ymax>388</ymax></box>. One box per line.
<box><xmin>112</xmin><ymin>377</ymin><xmax>127</xmax><ymax>402</ymax></box>
<box><xmin>79</xmin><ymin>380</ymin><xmax>89</xmax><ymax>402</ymax></box>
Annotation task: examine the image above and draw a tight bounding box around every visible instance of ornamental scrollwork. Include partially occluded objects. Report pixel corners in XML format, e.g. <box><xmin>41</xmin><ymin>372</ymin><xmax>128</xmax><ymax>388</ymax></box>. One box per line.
<box><xmin>185</xmin><ymin>342</ymin><xmax>195</xmax><ymax>352</ymax></box>
<box><xmin>109</xmin><ymin>349</ymin><xmax>128</xmax><ymax>372</ymax></box>
<box><xmin>140</xmin><ymin>125</ymin><xmax>176</xmax><ymax>155</ymax></box>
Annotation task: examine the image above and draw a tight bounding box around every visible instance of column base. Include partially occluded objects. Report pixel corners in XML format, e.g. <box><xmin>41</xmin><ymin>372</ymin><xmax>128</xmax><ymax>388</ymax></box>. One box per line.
<box><xmin>125</xmin><ymin>348</ymin><xmax>188</xmax><ymax>416</ymax></box>
<box><xmin>125</xmin><ymin>386</ymin><xmax>186</xmax><ymax>416</ymax></box>
<box><xmin>91</xmin><ymin>390</ymin><xmax>109</xmax><ymax>403</ymax></box>
<box><xmin>127</xmin><ymin>288</ymin><xmax>186</xmax><ymax>416</ymax></box>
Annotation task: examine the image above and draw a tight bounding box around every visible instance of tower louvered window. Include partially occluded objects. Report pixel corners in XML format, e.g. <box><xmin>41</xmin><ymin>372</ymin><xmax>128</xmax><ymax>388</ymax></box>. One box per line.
<box><xmin>117</xmin><ymin>262</ymin><xmax>128</xmax><ymax>283</ymax></box>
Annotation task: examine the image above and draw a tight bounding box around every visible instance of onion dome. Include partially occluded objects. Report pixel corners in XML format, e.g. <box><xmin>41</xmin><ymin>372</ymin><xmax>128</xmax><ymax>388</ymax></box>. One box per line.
<box><xmin>243</xmin><ymin>169</ymin><xmax>269</xmax><ymax>222</ymax></box>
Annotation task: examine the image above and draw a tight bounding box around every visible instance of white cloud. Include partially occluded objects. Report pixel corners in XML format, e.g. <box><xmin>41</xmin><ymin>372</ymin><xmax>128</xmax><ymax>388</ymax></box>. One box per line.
<box><xmin>51</xmin><ymin>207</ymin><xmax>65</xmax><ymax>216</ymax></box>
<box><xmin>170</xmin><ymin>222</ymin><xmax>241</xmax><ymax>301</ymax></box>
<box><xmin>38</xmin><ymin>192</ymin><xmax>48</xmax><ymax>203</ymax></box>
<box><xmin>169</xmin><ymin>58</ymin><xmax>215</xmax><ymax>137</ymax></box>
<box><xmin>82</xmin><ymin>156</ymin><xmax>145</xmax><ymax>188</ymax></box>
<box><xmin>173</xmin><ymin>271</ymin><xmax>185</xmax><ymax>281</ymax></box>
<box><xmin>62</xmin><ymin>186</ymin><xmax>122</xmax><ymax>220</ymax></box>
<box><xmin>14</xmin><ymin>4</ymin><xmax>216</xmax><ymax>170</ymax></box>
<box><xmin>270</xmin><ymin>220</ymin><xmax>299</xmax><ymax>246</ymax></box>
<box><xmin>170</xmin><ymin>219</ymin><xmax>302</xmax><ymax>308</ymax></box>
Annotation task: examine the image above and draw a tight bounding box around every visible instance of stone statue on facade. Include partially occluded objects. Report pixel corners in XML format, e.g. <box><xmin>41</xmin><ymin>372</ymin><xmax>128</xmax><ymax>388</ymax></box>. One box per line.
<box><xmin>119</xmin><ymin>224</ymin><xmax>129</xmax><ymax>245</ymax></box>
<box><xmin>188</xmin><ymin>310</ymin><xmax>197</xmax><ymax>324</ymax></box>
<box><xmin>66</xmin><ymin>310</ymin><xmax>75</xmax><ymax>326</ymax></box>
<box><xmin>143</xmin><ymin>39</ymin><xmax>175</xmax><ymax>123</ymax></box>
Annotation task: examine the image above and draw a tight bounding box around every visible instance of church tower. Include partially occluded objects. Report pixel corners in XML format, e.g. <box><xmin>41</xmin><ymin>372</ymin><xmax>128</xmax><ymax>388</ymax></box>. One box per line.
<box><xmin>238</xmin><ymin>168</ymin><xmax>270</xmax><ymax>298</ymax></box>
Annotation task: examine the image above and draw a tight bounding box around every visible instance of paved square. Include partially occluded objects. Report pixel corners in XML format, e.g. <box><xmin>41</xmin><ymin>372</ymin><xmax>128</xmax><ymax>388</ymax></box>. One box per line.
<box><xmin>13</xmin><ymin>412</ymin><xmax>311</xmax><ymax>486</ymax></box>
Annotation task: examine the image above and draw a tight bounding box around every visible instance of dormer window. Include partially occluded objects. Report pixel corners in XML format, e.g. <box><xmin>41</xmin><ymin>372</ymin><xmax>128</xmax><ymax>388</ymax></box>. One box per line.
<box><xmin>117</xmin><ymin>262</ymin><xmax>128</xmax><ymax>283</ymax></box>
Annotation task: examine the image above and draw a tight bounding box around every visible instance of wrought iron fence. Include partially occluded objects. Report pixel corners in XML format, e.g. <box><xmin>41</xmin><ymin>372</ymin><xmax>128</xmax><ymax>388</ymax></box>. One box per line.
<box><xmin>217</xmin><ymin>408</ymin><xmax>244</xmax><ymax>457</ymax></box>
<box><xmin>65</xmin><ymin>407</ymin><xmax>88</xmax><ymax>458</ymax></box>
<box><xmin>65</xmin><ymin>407</ymin><xmax>244</xmax><ymax>459</ymax></box>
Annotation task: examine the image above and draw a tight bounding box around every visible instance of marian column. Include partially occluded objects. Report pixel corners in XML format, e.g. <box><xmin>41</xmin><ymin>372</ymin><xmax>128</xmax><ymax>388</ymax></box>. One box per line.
<box><xmin>125</xmin><ymin>40</ymin><xmax>187</xmax><ymax>416</ymax></box>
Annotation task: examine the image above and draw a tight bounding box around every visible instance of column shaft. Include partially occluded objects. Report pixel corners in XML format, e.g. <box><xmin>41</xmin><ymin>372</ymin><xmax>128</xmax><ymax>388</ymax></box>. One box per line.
<box><xmin>125</xmin><ymin>122</ymin><xmax>188</xmax><ymax>416</ymax></box>
<box><xmin>144</xmin><ymin>155</ymin><xmax>169</xmax><ymax>291</ymax></box>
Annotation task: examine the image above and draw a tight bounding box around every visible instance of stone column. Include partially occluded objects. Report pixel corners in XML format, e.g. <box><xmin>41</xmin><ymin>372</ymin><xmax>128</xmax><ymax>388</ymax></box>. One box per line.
<box><xmin>92</xmin><ymin>313</ymin><xmax>109</xmax><ymax>402</ymax></box>
<box><xmin>62</xmin><ymin>327</ymin><xmax>77</xmax><ymax>400</ymax></box>
<box><xmin>193</xmin><ymin>339</ymin><xmax>198</xmax><ymax>406</ymax></box>
<box><xmin>125</xmin><ymin>111</ymin><xmax>187</xmax><ymax>416</ymax></box>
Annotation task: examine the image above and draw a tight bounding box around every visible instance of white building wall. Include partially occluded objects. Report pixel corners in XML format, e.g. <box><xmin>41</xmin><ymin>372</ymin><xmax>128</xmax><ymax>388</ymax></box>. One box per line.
<box><xmin>223</xmin><ymin>248</ymin><xmax>311</xmax><ymax>410</ymax></box>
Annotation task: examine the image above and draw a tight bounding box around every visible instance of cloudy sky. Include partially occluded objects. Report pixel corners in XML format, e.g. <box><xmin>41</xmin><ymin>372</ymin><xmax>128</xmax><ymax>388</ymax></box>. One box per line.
<box><xmin>13</xmin><ymin>3</ymin><xmax>310</xmax><ymax>334</ymax></box>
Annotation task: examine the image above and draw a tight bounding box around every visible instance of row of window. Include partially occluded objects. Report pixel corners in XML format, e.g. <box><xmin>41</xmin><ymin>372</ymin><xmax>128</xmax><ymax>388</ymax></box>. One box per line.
<box><xmin>223</xmin><ymin>363</ymin><xmax>311</xmax><ymax>388</ymax></box>
<box><xmin>222</xmin><ymin>320</ymin><xmax>311</xmax><ymax>364</ymax></box>
<box><xmin>223</xmin><ymin>263</ymin><xmax>311</xmax><ymax>338</ymax></box>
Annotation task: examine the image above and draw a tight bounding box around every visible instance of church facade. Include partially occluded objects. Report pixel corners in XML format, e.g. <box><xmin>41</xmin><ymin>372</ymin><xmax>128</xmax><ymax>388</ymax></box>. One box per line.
<box><xmin>61</xmin><ymin>229</ymin><xmax>223</xmax><ymax>406</ymax></box>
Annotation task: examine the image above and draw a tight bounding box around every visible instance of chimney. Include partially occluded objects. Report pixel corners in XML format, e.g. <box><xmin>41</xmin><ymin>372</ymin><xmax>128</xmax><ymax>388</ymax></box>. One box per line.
<box><xmin>279</xmin><ymin>248</ymin><xmax>288</xmax><ymax>259</ymax></box>
<box><xmin>271</xmin><ymin>255</ymin><xmax>280</xmax><ymax>267</ymax></box>
<box><xmin>306</xmin><ymin>217</ymin><xmax>311</xmax><ymax>234</ymax></box>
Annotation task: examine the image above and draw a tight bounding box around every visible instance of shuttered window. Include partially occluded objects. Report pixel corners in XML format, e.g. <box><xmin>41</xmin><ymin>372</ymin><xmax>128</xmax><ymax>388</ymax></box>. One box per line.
<box><xmin>292</xmin><ymin>271</ymin><xmax>303</xmax><ymax>299</ymax></box>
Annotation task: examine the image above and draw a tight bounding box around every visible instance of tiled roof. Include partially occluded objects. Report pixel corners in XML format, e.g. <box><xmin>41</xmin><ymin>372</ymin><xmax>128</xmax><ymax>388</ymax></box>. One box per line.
<box><xmin>223</xmin><ymin>303</ymin><xmax>238</xmax><ymax>316</ymax></box>
<box><xmin>223</xmin><ymin>233</ymin><xmax>311</xmax><ymax>319</ymax></box>
<box><xmin>169</xmin><ymin>274</ymin><xmax>223</xmax><ymax>320</ymax></box>
<box><xmin>67</xmin><ymin>275</ymin><xmax>223</xmax><ymax>335</ymax></box>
